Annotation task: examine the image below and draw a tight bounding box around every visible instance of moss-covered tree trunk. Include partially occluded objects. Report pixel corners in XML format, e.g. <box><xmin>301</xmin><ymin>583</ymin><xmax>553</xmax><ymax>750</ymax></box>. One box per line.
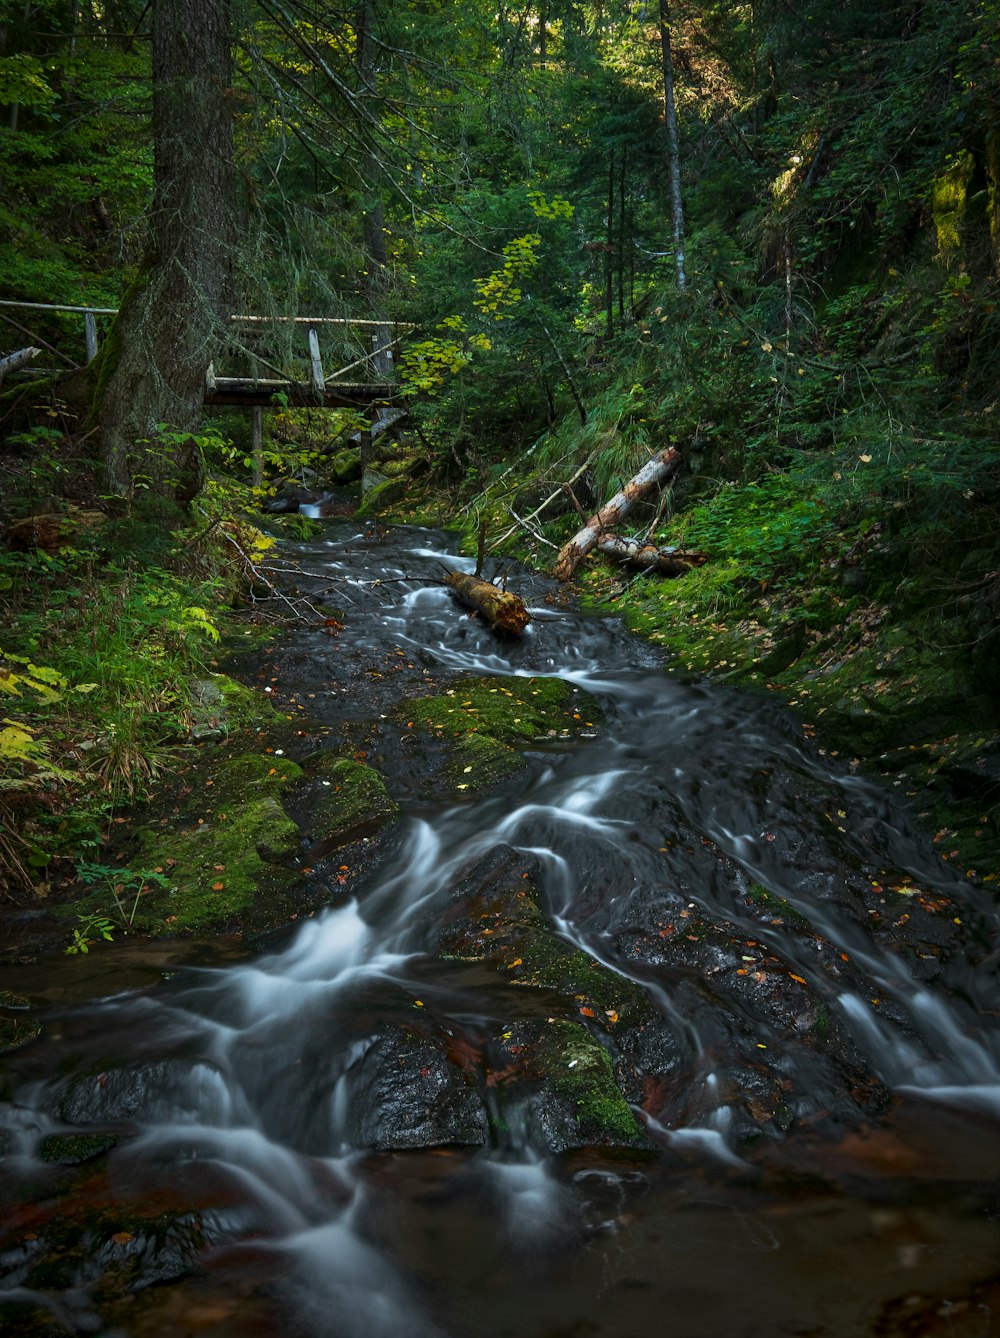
<box><xmin>95</xmin><ymin>0</ymin><xmax>234</xmax><ymax>507</ymax></box>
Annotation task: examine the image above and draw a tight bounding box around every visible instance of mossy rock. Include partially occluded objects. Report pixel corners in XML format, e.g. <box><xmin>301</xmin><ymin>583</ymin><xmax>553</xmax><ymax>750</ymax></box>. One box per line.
<box><xmin>437</xmin><ymin>848</ymin><xmax>655</xmax><ymax>1029</ymax></box>
<box><xmin>0</xmin><ymin>991</ymin><xmax>41</xmax><ymax>1054</ymax></box>
<box><xmin>37</xmin><ymin>1133</ymin><xmax>120</xmax><ymax>1166</ymax></box>
<box><xmin>488</xmin><ymin>1019</ymin><xmax>648</xmax><ymax>1152</ymax></box>
<box><xmin>448</xmin><ymin>732</ymin><xmax>527</xmax><ymax>795</ymax></box>
<box><xmin>127</xmin><ymin>753</ymin><xmax>305</xmax><ymax>933</ymax></box>
<box><xmin>259</xmin><ymin>513</ymin><xmax>324</xmax><ymax>540</ymax></box>
<box><xmin>404</xmin><ymin>675</ymin><xmax>590</xmax><ymax>746</ymax></box>
<box><xmin>330</xmin><ymin>448</ymin><xmax>362</xmax><ymax>484</ymax></box>
<box><xmin>304</xmin><ymin>754</ymin><xmax>399</xmax><ymax>838</ymax></box>
<box><xmin>540</xmin><ymin>1020</ymin><xmax>647</xmax><ymax>1146</ymax></box>
<box><xmin>357</xmin><ymin>474</ymin><xmax>407</xmax><ymax>517</ymax></box>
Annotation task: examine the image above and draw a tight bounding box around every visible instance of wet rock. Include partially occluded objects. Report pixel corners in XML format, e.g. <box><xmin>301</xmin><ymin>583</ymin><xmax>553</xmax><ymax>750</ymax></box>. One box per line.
<box><xmin>262</xmin><ymin>487</ymin><xmax>318</xmax><ymax>513</ymax></box>
<box><xmin>52</xmin><ymin>1059</ymin><xmax>230</xmax><ymax>1127</ymax></box>
<box><xmin>0</xmin><ymin>992</ymin><xmax>41</xmax><ymax>1054</ymax></box>
<box><xmin>346</xmin><ymin>1025</ymin><xmax>489</xmax><ymax>1149</ymax></box>
<box><xmin>400</xmin><ymin>676</ymin><xmax>600</xmax><ymax>799</ymax></box>
<box><xmin>36</xmin><ymin>1132</ymin><xmax>121</xmax><ymax>1165</ymax></box>
<box><xmin>486</xmin><ymin>1021</ymin><xmax>650</xmax><ymax>1154</ymax></box>
<box><xmin>300</xmin><ymin>753</ymin><xmax>399</xmax><ymax>849</ymax></box>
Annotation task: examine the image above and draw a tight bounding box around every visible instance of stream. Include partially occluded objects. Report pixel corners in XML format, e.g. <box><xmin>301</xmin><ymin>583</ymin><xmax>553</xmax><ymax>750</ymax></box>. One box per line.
<box><xmin>2</xmin><ymin>522</ymin><xmax>999</xmax><ymax>1336</ymax></box>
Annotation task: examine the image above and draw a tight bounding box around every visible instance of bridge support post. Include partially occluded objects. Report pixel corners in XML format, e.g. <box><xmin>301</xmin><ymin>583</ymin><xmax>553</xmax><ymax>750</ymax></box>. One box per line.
<box><xmin>307</xmin><ymin>327</ymin><xmax>325</xmax><ymax>393</ymax></box>
<box><xmin>84</xmin><ymin>310</ymin><xmax>98</xmax><ymax>363</ymax></box>
<box><xmin>251</xmin><ymin>405</ymin><xmax>264</xmax><ymax>488</ymax></box>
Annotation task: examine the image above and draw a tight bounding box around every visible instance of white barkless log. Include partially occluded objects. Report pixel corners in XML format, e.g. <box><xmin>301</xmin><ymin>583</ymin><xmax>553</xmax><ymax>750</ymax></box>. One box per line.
<box><xmin>553</xmin><ymin>447</ymin><xmax>682</xmax><ymax>581</ymax></box>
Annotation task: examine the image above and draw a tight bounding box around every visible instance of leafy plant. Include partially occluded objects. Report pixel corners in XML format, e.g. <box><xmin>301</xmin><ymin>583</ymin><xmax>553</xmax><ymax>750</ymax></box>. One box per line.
<box><xmin>76</xmin><ymin>861</ymin><xmax>171</xmax><ymax>931</ymax></box>
<box><xmin>66</xmin><ymin>912</ymin><xmax>116</xmax><ymax>956</ymax></box>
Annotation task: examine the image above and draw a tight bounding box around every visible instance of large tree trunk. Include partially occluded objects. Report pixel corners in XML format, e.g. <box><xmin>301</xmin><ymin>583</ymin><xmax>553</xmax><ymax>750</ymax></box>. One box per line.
<box><xmin>658</xmin><ymin>0</ymin><xmax>687</xmax><ymax>291</ymax></box>
<box><xmin>95</xmin><ymin>0</ymin><xmax>234</xmax><ymax>506</ymax></box>
<box><xmin>553</xmin><ymin>447</ymin><xmax>682</xmax><ymax>581</ymax></box>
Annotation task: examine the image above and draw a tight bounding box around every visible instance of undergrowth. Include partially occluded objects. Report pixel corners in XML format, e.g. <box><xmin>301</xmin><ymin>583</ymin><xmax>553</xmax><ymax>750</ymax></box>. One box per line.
<box><xmin>0</xmin><ymin>494</ymin><xmax>272</xmax><ymax>899</ymax></box>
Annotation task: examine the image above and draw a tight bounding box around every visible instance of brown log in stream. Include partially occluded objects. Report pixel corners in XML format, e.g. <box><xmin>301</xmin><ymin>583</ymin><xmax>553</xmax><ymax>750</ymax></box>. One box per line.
<box><xmin>596</xmin><ymin>534</ymin><xmax>707</xmax><ymax>576</ymax></box>
<box><xmin>553</xmin><ymin>447</ymin><xmax>682</xmax><ymax>581</ymax></box>
<box><xmin>445</xmin><ymin>571</ymin><xmax>531</xmax><ymax>634</ymax></box>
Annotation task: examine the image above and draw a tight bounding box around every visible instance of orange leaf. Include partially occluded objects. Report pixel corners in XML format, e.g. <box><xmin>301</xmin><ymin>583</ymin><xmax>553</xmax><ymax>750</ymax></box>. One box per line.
<box><xmin>212</xmin><ymin>881</ymin><xmax>225</xmax><ymax>891</ymax></box>
<box><xmin>579</xmin><ymin>1006</ymin><xmax>595</xmax><ymax>1017</ymax></box>
<box><xmin>111</xmin><ymin>1232</ymin><xmax>133</xmax><ymax>1245</ymax></box>
<box><xmin>789</xmin><ymin>973</ymin><xmax>807</xmax><ymax>985</ymax></box>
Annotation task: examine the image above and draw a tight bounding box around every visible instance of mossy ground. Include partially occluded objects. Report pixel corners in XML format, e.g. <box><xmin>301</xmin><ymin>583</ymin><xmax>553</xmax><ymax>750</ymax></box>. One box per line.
<box><xmin>576</xmin><ymin>539</ymin><xmax>999</xmax><ymax>886</ymax></box>
<box><xmin>108</xmin><ymin>753</ymin><xmax>305</xmax><ymax>934</ymax></box>
<box><xmin>401</xmin><ymin>674</ymin><xmax>601</xmax><ymax>797</ymax></box>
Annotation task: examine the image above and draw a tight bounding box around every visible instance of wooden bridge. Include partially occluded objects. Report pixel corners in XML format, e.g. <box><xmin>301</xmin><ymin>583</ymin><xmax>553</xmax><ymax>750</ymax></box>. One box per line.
<box><xmin>0</xmin><ymin>300</ymin><xmax>412</xmax><ymax>410</ymax></box>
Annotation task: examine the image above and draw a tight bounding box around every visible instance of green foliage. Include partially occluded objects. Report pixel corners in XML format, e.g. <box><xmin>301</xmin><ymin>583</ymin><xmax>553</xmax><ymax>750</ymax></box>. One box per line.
<box><xmin>66</xmin><ymin>912</ymin><xmax>115</xmax><ymax>956</ymax></box>
<box><xmin>77</xmin><ymin>861</ymin><xmax>171</xmax><ymax>931</ymax></box>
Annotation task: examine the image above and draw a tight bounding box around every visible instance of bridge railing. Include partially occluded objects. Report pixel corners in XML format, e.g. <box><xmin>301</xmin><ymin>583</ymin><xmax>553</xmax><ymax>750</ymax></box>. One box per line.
<box><xmin>0</xmin><ymin>301</ymin><xmax>413</xmax><ymax>406</ymax></box>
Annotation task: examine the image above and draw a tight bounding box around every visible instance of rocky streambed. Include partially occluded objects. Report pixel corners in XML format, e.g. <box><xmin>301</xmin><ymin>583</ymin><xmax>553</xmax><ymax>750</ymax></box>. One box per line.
<box><xmin>2</xmin><ymin>521</ymin><xmax>999</xmax><ymax>1337</ymax></box>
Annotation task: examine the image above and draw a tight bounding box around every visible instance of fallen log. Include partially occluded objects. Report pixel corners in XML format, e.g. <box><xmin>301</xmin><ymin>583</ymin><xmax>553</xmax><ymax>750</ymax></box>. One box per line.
<box><xmin>0</xmin><ymin>346</ymin><xmax>41</xmax><ymax>383</ymax></box>
<box><xmin>445</xmin><ymin>570</ymin><xmax>531</xmax><ymax>634</ymax></box>
<box><xmin>553</xmin><ymin>446</ymin><xmax>682</xmax><ymax>581</ymax></box>
<box><xmin>596</xmin><ymin>534</ymin><xmax>708</xmax><ymax>576</ymax></box>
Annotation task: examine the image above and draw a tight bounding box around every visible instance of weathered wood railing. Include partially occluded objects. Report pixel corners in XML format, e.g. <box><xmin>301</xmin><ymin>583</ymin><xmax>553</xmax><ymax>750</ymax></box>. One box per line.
<box><xmin>0</xmin><ymin>301</ymin><xmax>412</xmax><ymax>409</ymax></box>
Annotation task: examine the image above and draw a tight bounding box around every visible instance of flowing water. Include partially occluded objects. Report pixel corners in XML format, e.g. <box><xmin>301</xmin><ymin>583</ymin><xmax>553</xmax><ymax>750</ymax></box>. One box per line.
<box><xmin>2</xmin><ymin>523</ymin><xmax>999</xmax><ymax>1336</ymax></box>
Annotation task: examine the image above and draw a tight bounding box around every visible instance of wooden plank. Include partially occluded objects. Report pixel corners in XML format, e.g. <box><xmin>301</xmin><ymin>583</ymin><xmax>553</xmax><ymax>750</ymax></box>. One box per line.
<box><xmin>0</xmin><ymin>299</ymin><xmax>118</xmax><ymax>315</ymax></box>
<box><xmin>204</xmin><ymin>379</ymin><xmax>399</xmax><ymax>408</ymax></box>
<box><xmin>308</xmin><ymin>326</ymin><xmax>326</xmax><ymax>392</ymax></box>
<box><xmin>230</xmin><ymin>314</ymin><xmax>416</xmax><ymax>329</ymax></box>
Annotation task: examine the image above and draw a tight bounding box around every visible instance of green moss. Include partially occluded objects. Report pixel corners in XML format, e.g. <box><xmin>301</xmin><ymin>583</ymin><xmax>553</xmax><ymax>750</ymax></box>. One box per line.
<box><xmin>746</xmin><ymin>882</ymin><xmax>810</xmax><ymax>929</ymax></box>
<box><xmin>259</xmin><ymin>513</ymin><xmax>324</xmax><ymax>540</ymax></box>
<box><xmin>541</xmin><ymin>1020</ymin><xmax>644</xmax><ymax>1142</ymax></box>
<box><xmin>330</xmin><ymin>448</ymin><xmax>362</xmax><ymax>484</ymax></box>
<box><xmin>306</xmin><ymin>754</ymin><xmax>398</xmax><ymax>832</ymax></box>
<box><xmin>357</xmin><ymin>475</ymin><xmax>407</xmax><ymax>517</ymax></box>
<box><xmin>213</xmin><ymin>674</ymin><xmax>283</xmax><ymax>728</ymax></box>
<box><xmin>127</xmin><ymin>752</ymin><xmax>304</xmax><ymax>933</ymax></box>
<box><xmin>404</xmin><ymin>674</ymin><xmax>586</xmax><ymax>744</ymax></box>
<box><xmin>448</xmin><ymin>732</ymin><xmax>526</xmax><ymax>793</ymax></box>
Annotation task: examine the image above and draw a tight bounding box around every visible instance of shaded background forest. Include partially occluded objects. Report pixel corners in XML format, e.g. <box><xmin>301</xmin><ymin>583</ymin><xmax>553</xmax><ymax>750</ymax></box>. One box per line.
<box><xmin>1</xmin><ymin>0</ymin><xmax>999</xmax><ymax>891</ymax></box>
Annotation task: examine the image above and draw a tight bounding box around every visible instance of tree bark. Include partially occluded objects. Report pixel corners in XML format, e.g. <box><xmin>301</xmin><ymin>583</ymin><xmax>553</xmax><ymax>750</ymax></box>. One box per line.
<box><xmin>595</xmin><ymin>534</ymin><xmax>706</xmax><ymax>576</ymax></box>
<box><xmin>658</xmin><ymin>0</ymin><xmax>687</xmax><ymax>291</ymax></box>
<box><xmin>95</xmin><ymin>0</ymin><xmax>234</xmax><ymax>506</ymax></box>
<box><xmin>445</xmin><ymin>571</ymin><xmax>531</xmax><ymax>634</ymax></box>
<box><xmin>553</xmin><ymin>447</ymin><xmax>682</xmax><ymax>581</ymax></box>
